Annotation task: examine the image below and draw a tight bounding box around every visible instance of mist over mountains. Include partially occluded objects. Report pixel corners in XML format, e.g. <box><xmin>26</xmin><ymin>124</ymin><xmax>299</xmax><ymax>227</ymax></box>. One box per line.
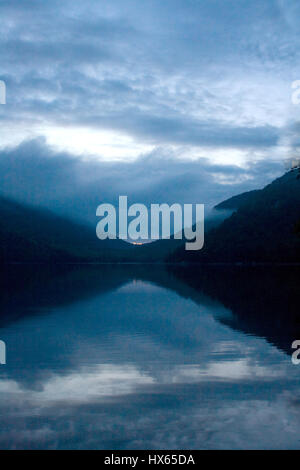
<box><xmin>170</xmin><ymin>168</ymin><xmax>300</xmax><ymax>263</ymax></box>
<box><xmin>0</xmin><ymin>169</ymin><xmax>299</xmax><ymax>264</ymax></box>
<box><xmin>0</xmin><ymin>196</ymin><xmax>133</xmax><ymax>263</ymax></box>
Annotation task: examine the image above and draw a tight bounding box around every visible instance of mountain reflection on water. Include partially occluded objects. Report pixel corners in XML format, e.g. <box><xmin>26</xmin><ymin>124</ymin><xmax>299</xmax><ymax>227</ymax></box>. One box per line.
<box><xmin>0</xmin><ymin>264</ymin><xmax>299</xmax><ymax>449</ymax></box>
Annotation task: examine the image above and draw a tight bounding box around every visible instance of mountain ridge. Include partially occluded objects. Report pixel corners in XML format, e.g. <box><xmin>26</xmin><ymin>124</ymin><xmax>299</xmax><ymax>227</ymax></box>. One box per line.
<box><xmin>1</xmin><ymin>169</ymin><xmax>299</xmax><ymax>264</ymax></box>
<box><xmin>0</xmin><ymin>195</ymin><xmax>133</xmax><ymax>262</ymax></box>
<box><xmin>169</xmin><ymin>169</ymin><xmax>300</xmax><ymax>263</ymax></box>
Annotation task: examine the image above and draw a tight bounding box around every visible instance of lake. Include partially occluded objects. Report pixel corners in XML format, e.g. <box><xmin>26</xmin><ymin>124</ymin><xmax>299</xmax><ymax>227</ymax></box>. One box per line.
<box><xmin>0</xmin><ymin>264</ymin><xmax>299</xmax><ymax>449</ymax></box>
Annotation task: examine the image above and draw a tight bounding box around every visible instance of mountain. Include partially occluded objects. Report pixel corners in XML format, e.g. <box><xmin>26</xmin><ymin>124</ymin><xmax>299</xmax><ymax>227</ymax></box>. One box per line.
<box><xmin>135</xmin><ymin>209</ymin><xmax>227</xmax><ymax>262</ymax></box>
<box><xmin>0</xmin><ymin>196</ymin><xmax>134</xmax><ymax>263</ymax></box>
<box><xmin>169</xmin><ymin>169</ymin><xmax>300</xmax><ymax>263</ymax></box>
<box><xmin>2</xmin><ymin>168</ymin><xmax>300</xmax><ymax>264</ymax></box>
<box><xmin>214</xmin><ymin>189</ymin><xmax>260</xmax><ymax>211</ymax></box>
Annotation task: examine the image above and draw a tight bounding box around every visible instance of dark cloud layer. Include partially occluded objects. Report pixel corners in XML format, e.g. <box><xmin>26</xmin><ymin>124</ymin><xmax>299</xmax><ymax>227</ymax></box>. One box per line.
<box><xmin>0</xmin><ymin>139</ymin><xmax>283</xmax><ymax>224</ymax></box>
<box><xmin>0</xmin><ymin>0</ymin><xmax>299</xmax><ymax>219</ymax></box>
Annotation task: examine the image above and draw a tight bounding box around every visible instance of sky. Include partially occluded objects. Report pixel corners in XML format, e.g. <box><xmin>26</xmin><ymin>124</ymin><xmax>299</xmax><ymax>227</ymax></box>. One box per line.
<box><xmin>0</xmin><ymin>0</ymin><xmax>300</xmax><ymax>224</ymax></box>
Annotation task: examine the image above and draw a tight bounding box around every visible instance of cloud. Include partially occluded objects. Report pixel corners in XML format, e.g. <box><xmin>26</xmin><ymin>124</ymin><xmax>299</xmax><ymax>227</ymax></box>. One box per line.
<box><xmin>0</xmin><ymin>138</ymin><xmax>284</xmax><ymax>224</ymax></box>
<box><xmin>0</xmin><ymin>0</ymin><xmax>298</xmax><ymax>160</ymax></box>
<box><xmin>0</xmin><ymin>0</ymin><xmax>295</xmax><ymax>223</ymax></box>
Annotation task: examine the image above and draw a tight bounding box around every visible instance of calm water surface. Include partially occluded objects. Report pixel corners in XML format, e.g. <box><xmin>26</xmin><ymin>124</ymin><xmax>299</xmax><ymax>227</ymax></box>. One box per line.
<box><xmin>0</xmin><ymin>265</ymin><xmax>299</xmax><ymax>449</ymax></box>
